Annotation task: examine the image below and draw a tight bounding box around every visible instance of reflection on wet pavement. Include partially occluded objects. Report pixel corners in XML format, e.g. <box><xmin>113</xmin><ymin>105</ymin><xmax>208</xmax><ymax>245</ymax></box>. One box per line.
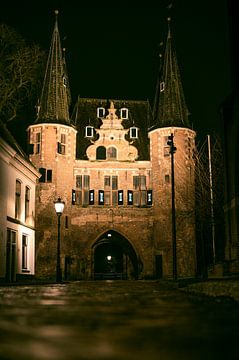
<box><xmin>0</xmin><ymin>281</ymin><xmax>239</xmax><ymax>359</ymax></box>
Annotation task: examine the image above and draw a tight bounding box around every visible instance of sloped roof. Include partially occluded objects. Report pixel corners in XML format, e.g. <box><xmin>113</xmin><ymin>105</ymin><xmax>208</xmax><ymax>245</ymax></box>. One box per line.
<box><xmin>153</xmin><ymin>18</ymin><xmax>190</xmax><ymax>128</ymax></box>
<box><xmin>35</xmin><ymin>11</ymin><xmax>71</xmax><ymax>125</ymax></box>
<box><xmin>71</xmin><ymin>97</ymin><xmax>153</xmax><ymax>160</ymax></box>
<box><xmin>0</xmin><ymin>120</ymin><xmax>27</xmax><ymax>159</ymax></box>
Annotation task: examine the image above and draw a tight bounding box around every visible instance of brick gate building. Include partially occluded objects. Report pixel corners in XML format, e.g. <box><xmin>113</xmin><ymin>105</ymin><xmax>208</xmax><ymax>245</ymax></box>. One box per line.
<box><xmin>27</xmin><ymin>13</ymin><xmax>196</xmax><ymax>280</ymax></box>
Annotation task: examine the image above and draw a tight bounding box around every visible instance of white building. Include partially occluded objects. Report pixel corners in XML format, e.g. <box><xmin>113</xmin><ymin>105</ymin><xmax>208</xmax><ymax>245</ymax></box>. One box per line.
<box><xmin>0</xmin><ymin>121</ymin><xmax>39</xmax><ymax>282</ymax></box>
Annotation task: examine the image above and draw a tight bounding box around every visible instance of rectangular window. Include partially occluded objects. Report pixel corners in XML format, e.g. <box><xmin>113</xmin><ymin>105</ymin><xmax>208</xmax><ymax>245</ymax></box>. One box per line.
<box><xmin>22</xmin><ymin>235</ymin><xmax>28</xmax><ymax>270</ymax></box>
<box><xmin>165</xmin><ymin>174</ymin><xmax>170</xmax><ymax>183</ymax></box>
<box><xmin>147</xmin><ymin>190</ymin><xmax>153</xmax><ymax>206</ymax></box>
<box><xmin>104</xmin><ymin>175</ymin><xmax>118</xmax><ymax>205</ymax></box>
<box><xmin>72</xmin><ymin>189</ymin><xmax>76</xmax><ymax>205</ymax></box>
<box><xmin>46</xmin><ymin>170</ymin><xmax>52</xmax><ymax>182</ymax></box>
<box><xmin>127</xmin><ymin>190</ymin><xmax>133</xmax><ymax>205</ymax></box>
<box><xmin>57</xmin><ymin>133</ymin><xmax>66</xmax><ymax>155</ymax></box>
<box><xmin>133</xmin><ymin>176</ymin><xmax>140</xmax><ymax>190</ymax></box>
<box><xmin>75</xmin><ymin>175</ymin><xmax>90</xmax><ymax>206</ymax></box>
<box><xmin>99</xmin><ymin>190</ymin><xmax>104</xmax><ymax>205</ymax></box>
<box><xmin>132</xmin><ymin>175</ymin><xmax>147</xmax><ymax>206</ymax></box>
<box><xmin>15</xmin><ymin>180</ymin><xmax>21</xmax><ymax>220</ymax></box>
<box><xmin>39</xmin><ymin>168</ymin><xmax>46</xmax><ymax>183</ymax></box>
<box><xmin>89</xmin><ymin>190</ymin><xmax>94</xmax><ymax>205</ymax></box>
<box><xmin>118</xmin><ymin>190</ymin><xmax>123</xmax><ymax>205</ymax></box>
<box><xmin>75</xmin><ymin>190</ymin><xmax>82</xmax><ymax>205</ymax></box>
<box><xmin>104</xmin><ymin>176</ymin><xmax>111</xmax><ymax>188</ymax></box>
<box><xmin>61</xmin><ymin>133</ymin><xmax>66</xmax><ymax>154</ymax></box>
<box><xmin>35</xmin><ymin>132</ymin><xmax>41</xmax><ymax>154</ymax></box>
<box><xmin>112</xmin><ymin>176</ymin><xmax>118</xmax><ymax>190</ymax></box>
<box><xmin>39</xmin><ymin>168</ymin><xmax>52</xmax><ymax>183</ymax></box>
<box><xmin>164</xmin><ymin>136</ymin><xmax>170</xmax><ymax>157</ymax></box>
<box><xmin>76</xmin><ymin>175</ymin><xmax>82</xmax><ymax>189</ymax></box>
<box><xmin>25</xmin><ymin>187</ymin><xmax>30</xmax><ymax>221</ymax></box>
<box><xmin>105</xmin><ymin>191</ymin><xmax>111</xmax><ymax>205</ymax></box>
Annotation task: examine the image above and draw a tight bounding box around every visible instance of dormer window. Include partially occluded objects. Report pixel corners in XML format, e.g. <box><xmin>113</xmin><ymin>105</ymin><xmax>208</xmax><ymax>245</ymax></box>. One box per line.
<box><xmin>97</xmin><ymin>107</ymin><xmax>105</xmax><ymax>118</ymax></box>
<box><xmin>160</xmin><ymin>82</ymin><xmax>165</xmax><ymax>92</ymax></box>
<box><xmin>63</xmin><ymin>77</ymin><xmax>67</xmax><ymax>87</ymax></box>
<box><xmin>130</xmin><ymin>126</ymin><xmax>139</xmax><ymax>139</ymax></box>
<box><xmin>85</xmin><ymin>126</ymin><xmax>94</xmax><ymax>138</ymax></box>
<box><xmin>120</xmin><ymin>107</ymin><xmax>128</xmax><ymax>119</ymax></box>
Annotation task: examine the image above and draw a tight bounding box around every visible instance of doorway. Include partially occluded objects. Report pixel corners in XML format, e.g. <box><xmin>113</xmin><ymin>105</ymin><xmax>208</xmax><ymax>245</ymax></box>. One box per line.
<box><xmin>6</xmin><ymin>229</ymin><xmax>17</xmax><ymax>282</ymax></box>
<box><xmin>92</xmin><ymin>230</ymin><xmax>139</xmax><ymax>280</ymax></box>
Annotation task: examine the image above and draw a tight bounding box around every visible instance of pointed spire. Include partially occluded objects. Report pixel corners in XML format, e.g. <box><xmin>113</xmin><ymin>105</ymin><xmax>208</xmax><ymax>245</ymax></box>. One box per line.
<box><xmin>35</xmin><ymin>10</ymin><xmax>71</xmax><ymax>125</ymax></box>
<box><xmin>154</xmin><ymin>17</ymin><xmax>190</xmax><ymax>128</ymax></box>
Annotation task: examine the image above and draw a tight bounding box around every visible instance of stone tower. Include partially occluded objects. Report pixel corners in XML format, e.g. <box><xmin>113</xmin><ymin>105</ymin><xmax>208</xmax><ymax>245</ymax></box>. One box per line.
<box><xmin>27</xmin><ymin>11</ymin><xmax>77</xmax><ymax>277</ymax></box>
<box><xmin>148</xmin><ymin>18</ymin><xmax>196</xmax><ymax>277</ymax></box>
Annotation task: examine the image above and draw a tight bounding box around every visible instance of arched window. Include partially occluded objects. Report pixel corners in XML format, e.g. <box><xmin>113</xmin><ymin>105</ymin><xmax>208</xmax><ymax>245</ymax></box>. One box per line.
<box><xmin>107</xmin><ymin>147</ymin><xmax>117</xmax><ymax>159</ymax></box>
<box><xmin>96</xmin><ymin>146</ymin><xmax>106</xmax><ymax>160</ymax></box>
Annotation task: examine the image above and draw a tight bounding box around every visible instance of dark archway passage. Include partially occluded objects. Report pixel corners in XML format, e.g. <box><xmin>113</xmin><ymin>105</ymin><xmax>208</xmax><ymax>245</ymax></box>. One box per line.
<box><xmin>92</xmin><ymin>230</ymin><xmax>139</xmax><ymax>280</ymax></box>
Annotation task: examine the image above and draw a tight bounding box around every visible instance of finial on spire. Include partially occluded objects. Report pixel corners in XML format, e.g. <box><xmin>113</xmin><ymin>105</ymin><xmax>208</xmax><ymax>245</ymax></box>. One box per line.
<box><xmin>55</xmin><ymin>9</ymin><xmax>59</xmax><ymax>16</ymax></box>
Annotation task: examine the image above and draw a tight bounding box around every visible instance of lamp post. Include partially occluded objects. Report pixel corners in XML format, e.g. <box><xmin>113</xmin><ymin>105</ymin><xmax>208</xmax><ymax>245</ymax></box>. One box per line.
<box><xmin>167</xmin><ymin>133</ymin><xmax>177</xmax><ymax>281</ymax></box>
<box><xmin>54</xmin><ymin>197</ymin><xmax>65</xmax><ymax>283</ymax></box>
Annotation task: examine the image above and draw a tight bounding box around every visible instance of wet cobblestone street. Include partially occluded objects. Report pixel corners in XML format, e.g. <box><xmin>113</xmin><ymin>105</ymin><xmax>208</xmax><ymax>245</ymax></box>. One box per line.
<box><xmin>0</xmin><ymin>280</ymin><xmax>239</xmax><ymax>360</ymax></box>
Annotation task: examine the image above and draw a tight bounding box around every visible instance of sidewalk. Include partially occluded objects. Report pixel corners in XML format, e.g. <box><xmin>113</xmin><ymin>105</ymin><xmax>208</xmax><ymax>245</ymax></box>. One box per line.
<box><xmin>179</xmin><ymin>277</ymin><xmax>239</xmax><ymax>302</ymax></box>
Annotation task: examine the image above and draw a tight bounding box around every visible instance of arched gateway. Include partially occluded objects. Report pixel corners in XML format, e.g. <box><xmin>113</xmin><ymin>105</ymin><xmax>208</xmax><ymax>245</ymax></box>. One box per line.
<box><xmin>92</xmin><ymin>230</ymin><xmax>139</xmax><ymax>280</ymax></box>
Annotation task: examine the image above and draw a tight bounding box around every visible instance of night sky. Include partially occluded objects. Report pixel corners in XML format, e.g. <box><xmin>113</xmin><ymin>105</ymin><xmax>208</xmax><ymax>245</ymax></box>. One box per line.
<box><xmin>1</xmin><ymin>0</ymin><xmax>232</xmax><ymax>141</ymax></box>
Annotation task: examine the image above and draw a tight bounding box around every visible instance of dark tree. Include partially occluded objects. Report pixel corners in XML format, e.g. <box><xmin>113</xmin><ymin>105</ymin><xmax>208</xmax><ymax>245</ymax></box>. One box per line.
<box><xmin>0</xmin><ymin>24</ymin><xmax>45</xmax><ymax>123</ymax></box>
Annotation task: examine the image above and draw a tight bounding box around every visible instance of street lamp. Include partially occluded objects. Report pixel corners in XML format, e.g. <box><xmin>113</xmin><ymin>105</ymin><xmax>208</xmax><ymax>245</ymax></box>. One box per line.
<box><xmin>167</xmin><ymin>133</ymin><xmax>177</xmax><ymax>281</ymax></box>
<box><xmin>54</xmin><ymin>197</ymin><xmax>65</xmax><ymax>283</ymax></box>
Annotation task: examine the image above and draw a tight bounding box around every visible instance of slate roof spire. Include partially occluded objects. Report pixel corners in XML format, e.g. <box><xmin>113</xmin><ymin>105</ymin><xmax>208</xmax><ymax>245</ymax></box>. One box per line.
<box><xmin>154</xmin><ymin>17</ymin><xmax>190</xmax><ymax>128</ymax></box>
<box><xmin>35</xmin><ymin>10</ymin><xmax>71</xmax><ymax>125</ymax></box>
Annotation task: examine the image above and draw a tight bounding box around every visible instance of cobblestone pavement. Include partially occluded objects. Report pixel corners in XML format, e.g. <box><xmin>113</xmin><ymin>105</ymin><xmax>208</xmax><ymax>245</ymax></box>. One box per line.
<box><xmin>0</xmin><ymin>280</ymin><xmax>239</xmax><ymax>360</ymax></box>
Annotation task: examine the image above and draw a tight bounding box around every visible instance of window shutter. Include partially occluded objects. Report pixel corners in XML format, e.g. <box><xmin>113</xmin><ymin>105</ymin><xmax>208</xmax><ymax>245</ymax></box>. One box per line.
<box><xmin>98</xmin><ymin>190</ymin><xmax>104</xmax><ymax>205</ymax></box>
<box><xmin>89</xmin><ymin>190</ymin><xmax>94</xmax><ymax>205</ymax></box>
<box><xmin>127</xmin><ymin>190</ymin><xmax>133</xmax><ymax>205</ymax></box>
<box><xmin>147</xmin><ymin>190</ymin><xmax>153</xmax><ymax>206</ymax></box>
<box><xmin>72</xmin><ymin>189</ymin><xmax>76</xmax><ymax>205</ymax></box>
